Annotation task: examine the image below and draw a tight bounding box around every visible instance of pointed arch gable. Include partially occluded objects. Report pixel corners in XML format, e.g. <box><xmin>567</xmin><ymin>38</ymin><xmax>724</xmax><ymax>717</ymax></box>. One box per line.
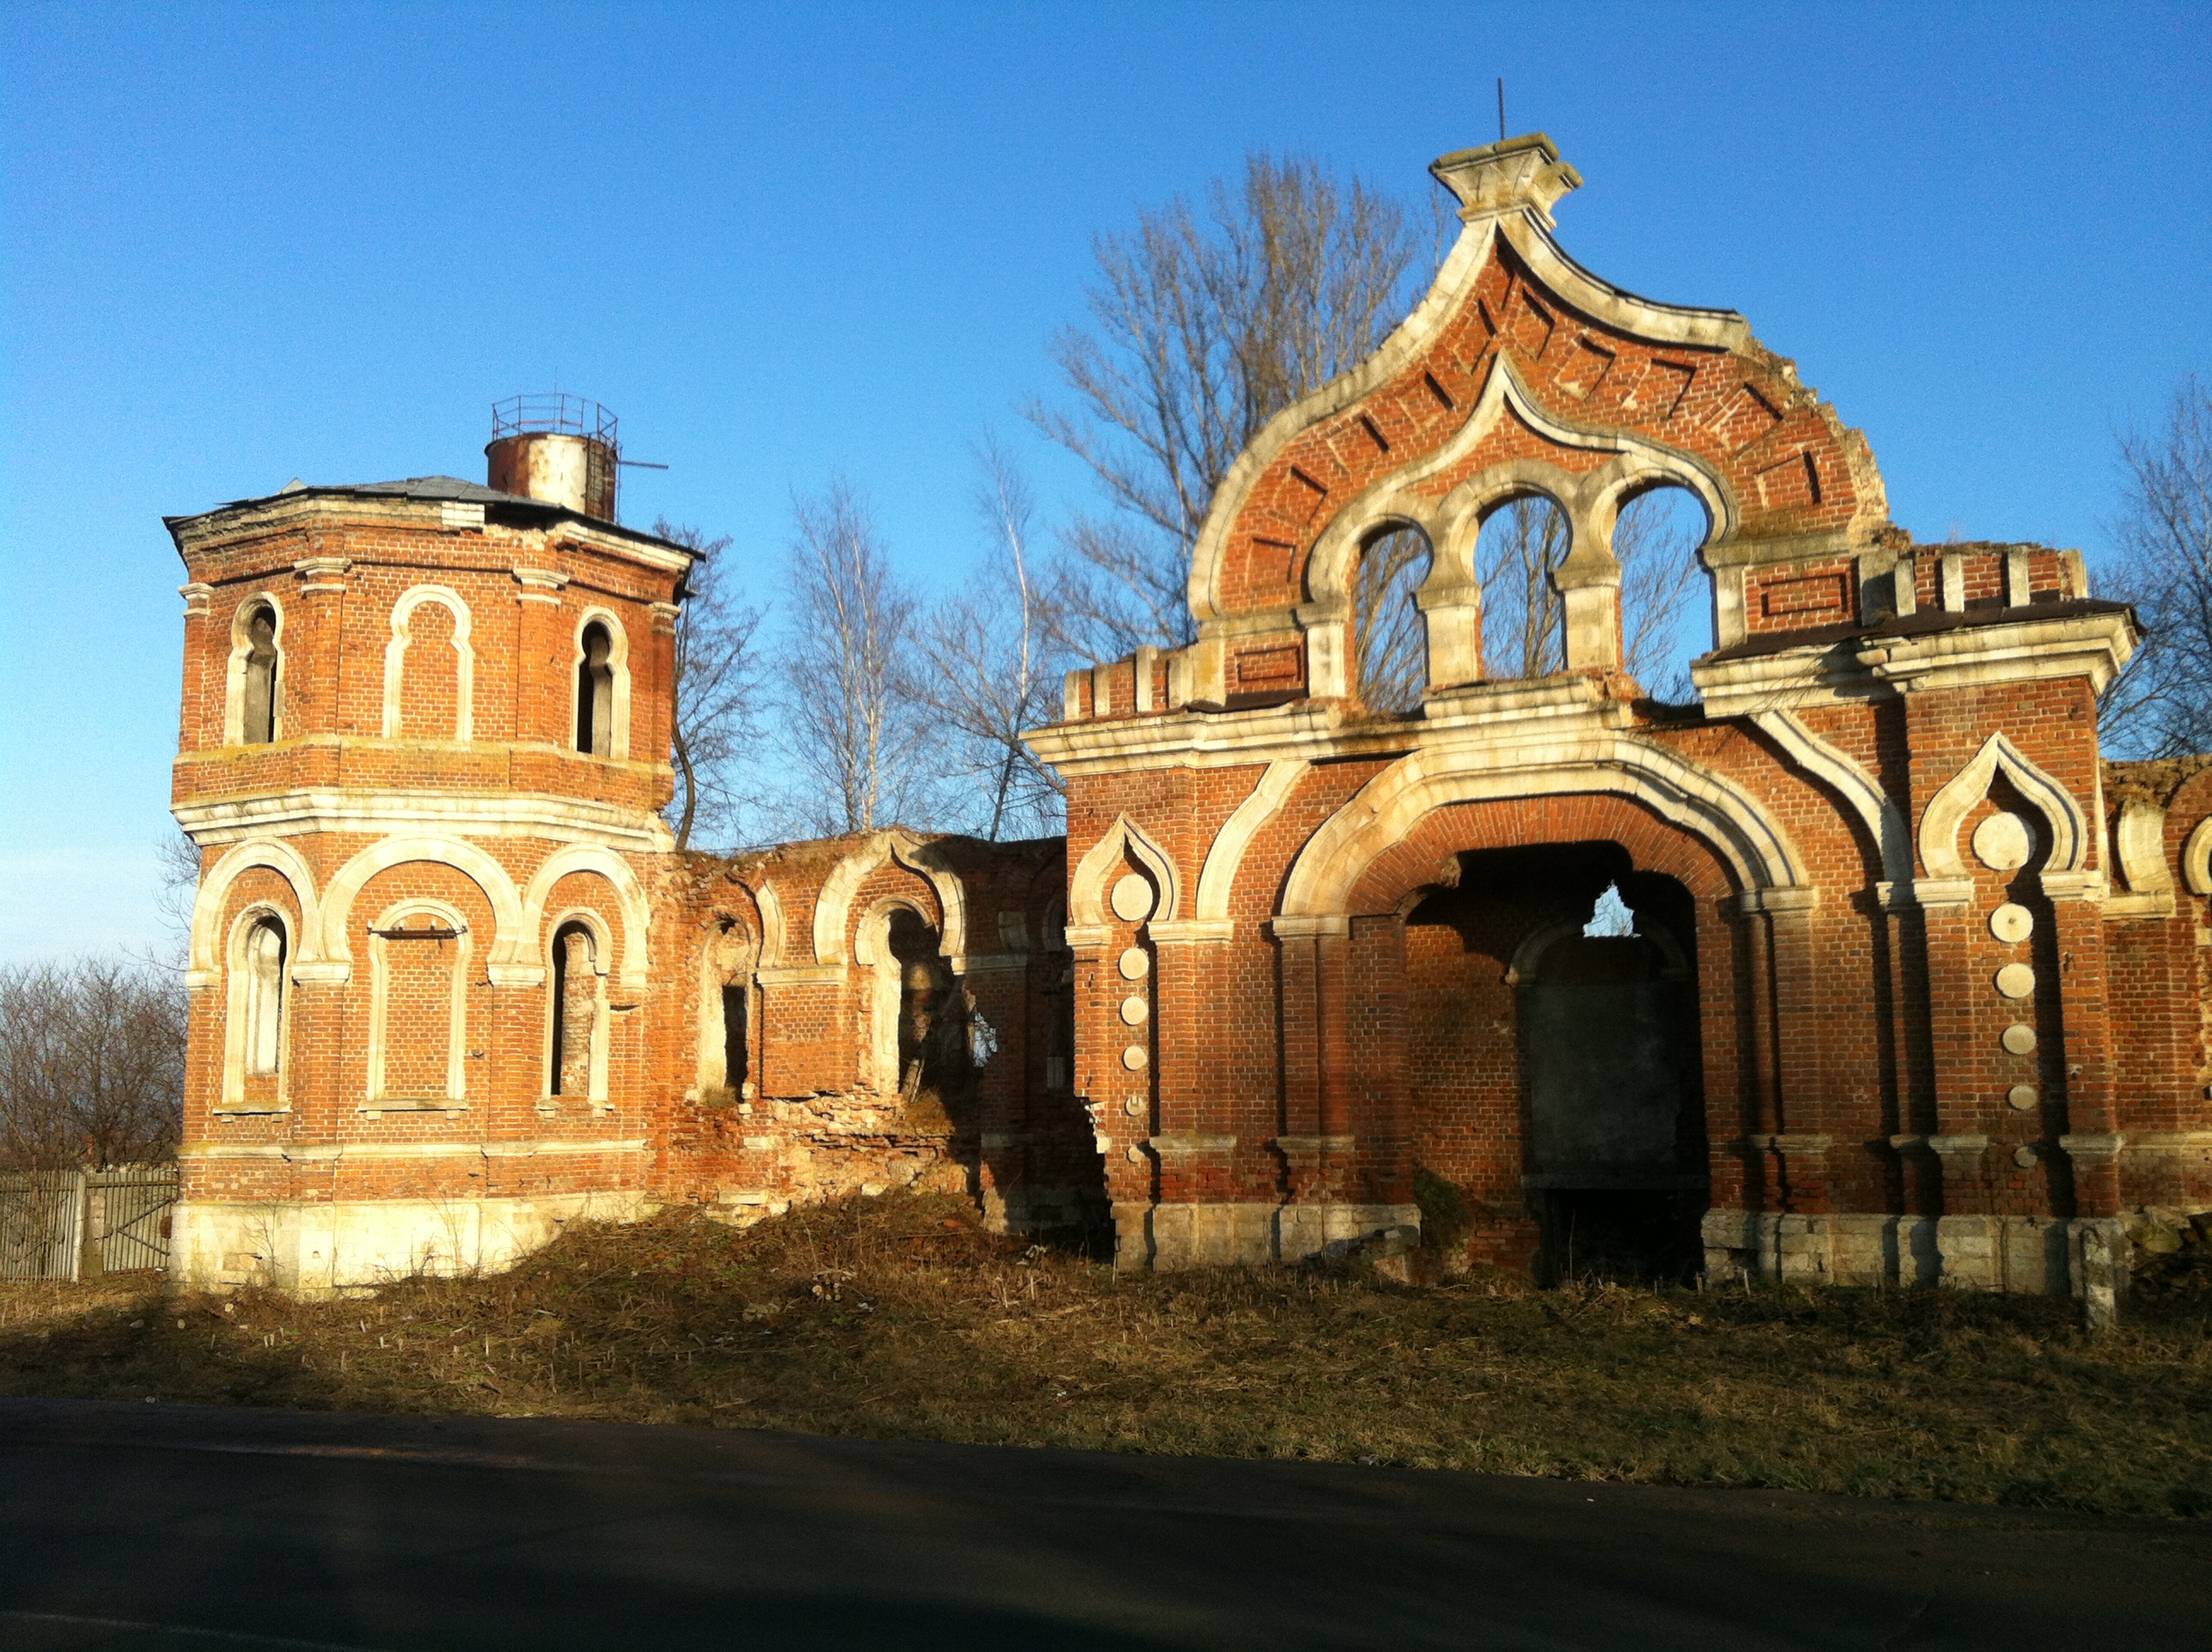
<box><xmin>1280</xmin><ymin>735</ymin><xmax>1806</xmax><ymax>918</ymax></box>
<box><xmin>1918</xmin><ymin>732</ymin><xmax>2089</xmax><ymax>879</ymax></box>
<box><xmin>811</xmin><ymin>830</ymin><xmax>969</xmax><ymax>965</ymax></box>
<box><xmin>1068</xmin><ymin>814</ymin><xmax>1184</xmax><ymax>929</ymax></box>
<box><xmin>1188</xmin><ymin>138</ymin><xmax>1884</xmax><ymax>634</ymax></box>
<box><xmin>317</xmin><ymin>835</ymin><xmax>527</xmax><ymax>986</ymax></box>
<box><xmin>189</xmin><ymin>837</ymin><xmax>323</xmax><ymax>988</ymax></box>
<box><xmin>521</xmin><ymin>845</ymin><xmax>653</xmax><ymax>995</ymax></box>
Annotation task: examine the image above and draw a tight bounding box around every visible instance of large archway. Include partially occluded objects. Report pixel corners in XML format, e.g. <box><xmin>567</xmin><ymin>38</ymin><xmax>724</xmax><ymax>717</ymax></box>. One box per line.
<box><xmin>1400</xmin><ymin>841</ymin><xmax>1708</xmax><ymax>1284</ymax></box>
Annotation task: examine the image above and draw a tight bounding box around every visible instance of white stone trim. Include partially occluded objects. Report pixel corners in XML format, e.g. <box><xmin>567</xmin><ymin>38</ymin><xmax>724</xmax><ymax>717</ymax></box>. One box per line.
<box><xmin>754</xmin><ymin>880</ymin><xmax>787</xmax><ymax>966</ymax></box>
<box><xmin>2110</xmin><ymin>795</ymin><xmax>2177</xmax><ymax>917</ymax></box>
<box><xmin>1068</xmin><ymin>815</ymin><xmax>1183</xmax><ymax>929</ymax></box>
<box><xmin>380</xmin><ymin>585</ymin><xmax>475</xmax><ymax>742</ymax></box>
<box><xmin>519</xmin><ymin>843</ymin><xmax>652</xmax><ymax>996</ymax></box>
<box><xmin>187</xmin><ymin>837</ymin><xmax>323</xmax><ymax>989</ymax></box>
<box><xmin>542</xmin><ymin>905</ymin><xmax>611</xmax><ymax>1102</ymax></box>
<box><xmin>1194</xmin><ymin>760</ymin><xmax>1308</xmax><ymax>922</ymax></box>
<box><xmin>218</xmin><ymin>905</ymin><xmax>292</xmax><ymax>1111</ymax></box>
<box><xmin>1280</xmin><ymin>733</ymin><xmax>1807</xmax><ymax>916</ymax></box>
<box><xmin>810</xmin><ymin>829</ymin><xmax>969</xmax><ymax>966</ymax></box>
<box><xmin>570</xmin><ymin>608</ymin><xmax>632</xmax><ymax>761</ymax></box>
<box><xmin>1918</xmin><ymin>731</ymin><xmax>2088</xmax><ymax>880</ymax></box>
<box><xmin>855</xmin><ymin>893</ymin><xmax>934</xmax><ymax>1092</ymax></box>
<box><xmin>317</xmin><ymin>835</ymin><xmax>527</xmax><ymax>987</ymax></box>
<box><xmin>172</xmin><ymin>784</ymin><xmax>674</xmax><ymax>852</ymax></box>
<box><xmin>1752</xmin><ymin>710</ymin><xmax>1910</xmax><ymax>885</ymax></box>
<box><xmin>364</xmin><ymin>898</ymin><xmax>471</xmax><ymax>1107</ymax></box>
<box><xmin>221</xmin><ymin>589</ymin><xmax>287</xmax><ymax>747</ymax></box>
<box><xmin>2182</xmin><ymin>816</ymin><xmax>2212</xmax><ymax>898</ymax></box>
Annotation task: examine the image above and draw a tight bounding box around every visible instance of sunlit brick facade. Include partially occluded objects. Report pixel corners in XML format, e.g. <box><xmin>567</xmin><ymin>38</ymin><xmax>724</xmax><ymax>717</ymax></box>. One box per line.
<box><xmin>172</xmin><ymin>137</ymin><xmax>2210</xmax><ymax>1298</ymax></box>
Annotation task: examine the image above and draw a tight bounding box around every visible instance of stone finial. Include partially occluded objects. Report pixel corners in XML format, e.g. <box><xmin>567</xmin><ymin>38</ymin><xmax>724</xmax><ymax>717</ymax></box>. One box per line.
<box><xmin>1429</xmin><ymin>133</ymin><xmax>1582</xmax><ymax>229</ymax></box>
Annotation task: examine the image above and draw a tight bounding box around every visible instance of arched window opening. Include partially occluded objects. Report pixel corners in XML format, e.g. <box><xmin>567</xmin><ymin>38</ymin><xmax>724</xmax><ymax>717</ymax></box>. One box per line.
<box><xmin>1476</xmin><ymin>496</ymin><xmax>1569</xmax><ymax>679</ymax></box>
<box><xmin>549</xmin><ymin>921</ymin><xmax>599</xmax><ymax>1097</ymax></box>
<box><xmin>721</xmin><ymin>981</ymin><xmax>749</xmax><ymax>1091</ymax></box>
<box><xmin>242</xmin><ymin>602</ymin><xmax>279</xmax><ymax>744</ymax></box>
<box><xmin>1615</xmin><ymin>485</ymin><xmax>1712</xmax><ymax>703</ymax></box>
<box><xmin>1351</xmin><ymin>526</ymin><xmax>1431</xmax><ymax>713</ymax></box>
<box><xmin>576</xmin><ymin>622</ymin><xmax>614</xmax><ymax>757</ymax></box>
<box><xmin>243</xmin><ymin>916</ymin><xmax>286</xmax><ymax>1076</ymax></box>
<box><xmin>888</xmin><ymin>908</ymin><xmax>958</xmax><ymax>1100</ymax></box>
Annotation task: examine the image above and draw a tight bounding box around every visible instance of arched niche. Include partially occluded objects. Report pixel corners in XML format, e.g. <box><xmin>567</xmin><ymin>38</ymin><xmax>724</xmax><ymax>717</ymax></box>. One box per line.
<box><xmin>381</xmin><ymin>585</ymin><xmax>476</xmax><ymax>742</ymax></box>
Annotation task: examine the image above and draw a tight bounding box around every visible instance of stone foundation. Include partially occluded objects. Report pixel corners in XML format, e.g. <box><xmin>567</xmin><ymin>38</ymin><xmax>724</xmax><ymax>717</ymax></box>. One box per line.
<box><xmin>170</xmin><ymin>1190</ymin><xmax>657</xmax><ymax>1295</ymax></box>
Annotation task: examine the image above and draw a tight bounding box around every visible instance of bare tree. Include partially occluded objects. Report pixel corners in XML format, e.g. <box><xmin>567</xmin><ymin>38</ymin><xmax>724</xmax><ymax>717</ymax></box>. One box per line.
<box><xmin>1615</xmin><ymin>489</ymin><xmax>1711</xmax><ymax>702</ymax></box>
<box><xmin>771</xmin><ymin>480</ymin><xmax>928</xmax><ymax>836</ymax></box>
<box><xmin>1033</xmin><ymin>153</ymin><xmax>1430</xmax><ymax>659</ymax></box>
<box><xmin>652</xmin><ymin>518</ymin><xmax>765</xmax><ymax>850</ymax></box>
<box><xmin>1350</xmin><ymin>528</ymin><xmax>1431</xmax><ymax>713</ymax></box>
<box><xmin>2100</xmin><ymin>374</ymin><xmax>2212</xmax><ymax>757</ymax></box>
<box><xmin>0</xmin><ymin>957</ymin><xmax>186</xmax><ymax>1169</ymax></box>
<box><xmin>1470</xmin><ymin>490</ymin><xmax>1708</xmax><ymax>697</ymax></box>
<box><xmin>1478</xmin><ymin>497</ymin><xmax>1570</xmax><ymax>680</ymax></box>
<box><xmin>909</xmin><ymin>439</ymin><xmax>1071</xmax><ymax>839</ymax></box>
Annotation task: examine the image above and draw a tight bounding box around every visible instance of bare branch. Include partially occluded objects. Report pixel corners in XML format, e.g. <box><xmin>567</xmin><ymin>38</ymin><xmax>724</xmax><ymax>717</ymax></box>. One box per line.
<box><xmin>1033</xmin><ymin>152</ymin><xmax>1429</xmax><ymax>658</ymax></box>
<box><xmin>2101</xmin><ymin>373</ymin><xmax>2212</xmax><ymax>757</ymax></box>
<box><xmin>653</xmin><ymin>518</ymin><xmax>765</xmax><ymax>850</ymax></box>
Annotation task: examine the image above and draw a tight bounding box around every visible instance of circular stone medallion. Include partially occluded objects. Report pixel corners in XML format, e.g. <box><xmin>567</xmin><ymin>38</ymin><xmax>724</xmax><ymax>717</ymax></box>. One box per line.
<box><xmin>1120</xmin><ymin>994</ymin><xmax>1150</xmax><ymax>1026</ymax></box>
<box><xmin>1994</xmin><ymin>963</ymin><xmax>2036</xmax><ymax>999</ymax></box>
<box><xmin>1124</xmin><ymin>1095</ymin><xmax>1145</xmax><ymax>1116</ymax></box>
<box><xmin>2013</xmin><ymin>1145</ymin><xmax>2040</xmax><ymax>1169</ymax></box>
<box><xmin>1110</xmin><ymin>873</ymin><xmax>1156</xmax><ymax>923</ymax></box>
<box><xmin>2007</xmin><ymin>1084</ymin><xmax>2039</xmax><ymax>1111</ymax></box>
<box><xmin>2000</xmin><ymin>1022</ymin><xmax>2038</xmax><ymax>1056</ymax></box>
<box><xmin>1121</xmin><ymin>1044</ymin><xmax>1149</xmax><ymax>1071</ymax></box>
<box><xmin>1126</xmin><ymin>1144</ymin><xmax>1147</xmax><ymax>1163</ymax></box>
<box><xmin>1117</xmin><ymin>946</ymin><xmax>1151</xmax><ymax>981</ymax></box>
<box><xmin>1988</xmin><ymin>902</ymin><xmax>2034</xmax><ymax>944</ymax></box>
<box><xmin>1971</xmin><ymin>812</ymin><xmax>2033</xmax><ymax>871</ymax></box>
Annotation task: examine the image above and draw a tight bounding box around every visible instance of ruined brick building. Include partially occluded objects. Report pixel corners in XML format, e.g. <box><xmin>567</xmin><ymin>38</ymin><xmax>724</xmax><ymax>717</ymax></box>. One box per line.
<box><xmin>170</xmin><ymin>137</ymin><xmax>2211</xmax><ymax>1297</ymax></box>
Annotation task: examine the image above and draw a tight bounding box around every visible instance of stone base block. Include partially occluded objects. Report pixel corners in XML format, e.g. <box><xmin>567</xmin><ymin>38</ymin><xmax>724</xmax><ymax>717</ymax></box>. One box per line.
<box><xmin>169</xmin><ymin>1192</ymin><xmax>657</xmax><ymax>1295</ymax></box>
<box><xmin>1703</xmin><ymin>1207</ymin><xmax>2076</xmax><ymax>1294</ymax></box>
<box><xmin>1113</xmin><ymin>1201</ymin><xmax>1421</xmax><ymax>1271</ymax></box>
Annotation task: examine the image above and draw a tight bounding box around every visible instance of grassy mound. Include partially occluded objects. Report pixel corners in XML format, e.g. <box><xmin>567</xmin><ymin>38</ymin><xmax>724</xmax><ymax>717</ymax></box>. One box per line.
<box><xmin>4</xmin><ymin>1191</ymin><xmax>2209</xmax><ymax>1518</ymax></box>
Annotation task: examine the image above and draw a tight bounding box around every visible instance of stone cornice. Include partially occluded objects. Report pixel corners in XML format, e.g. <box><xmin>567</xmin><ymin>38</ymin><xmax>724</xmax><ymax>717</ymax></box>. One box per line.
<box><xmin>172</xmin><ymin>786</ymin><xmax>673</xmax><ymax>852</ymax></box>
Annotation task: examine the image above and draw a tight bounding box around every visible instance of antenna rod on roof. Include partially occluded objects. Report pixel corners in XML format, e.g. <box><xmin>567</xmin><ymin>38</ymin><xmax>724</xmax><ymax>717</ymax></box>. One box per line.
<box><xmin>617</xmin><ymin>460</ymin><xmax>670</xmax><ymax>470</ymax></box>
<box><xmin>1497</xmin><ymin>78</ymin><xmax>1505</xmax><ymax>143</ymax></box>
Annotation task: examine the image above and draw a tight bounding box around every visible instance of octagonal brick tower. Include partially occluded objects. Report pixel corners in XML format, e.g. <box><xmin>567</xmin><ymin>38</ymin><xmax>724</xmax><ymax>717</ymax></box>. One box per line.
<box><xmin>166</xmin><ymin>399</ymin><xmax>696</xmax><ymax>1290</ymax></box>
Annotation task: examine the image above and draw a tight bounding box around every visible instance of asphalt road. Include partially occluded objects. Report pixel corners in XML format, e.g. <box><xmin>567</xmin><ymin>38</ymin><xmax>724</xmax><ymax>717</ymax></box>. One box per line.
<box><xmin>0</xmin><ymin>1398</ymin><xmax>2204</xmax><ymax>1650</ymax></box>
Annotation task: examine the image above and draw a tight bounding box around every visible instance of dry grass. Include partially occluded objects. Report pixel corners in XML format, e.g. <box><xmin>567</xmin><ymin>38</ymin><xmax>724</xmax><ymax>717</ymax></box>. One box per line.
<box><xmin>4</xmin><ymin>1191</ymin><xmax>2209</xmax><ymax>1519</ymax></box>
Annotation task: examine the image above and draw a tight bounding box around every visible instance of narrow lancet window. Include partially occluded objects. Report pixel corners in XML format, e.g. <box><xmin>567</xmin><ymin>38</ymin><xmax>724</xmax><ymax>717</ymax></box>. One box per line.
<box><xmin>576</xmin><ymin>623</ymin><xmax>614</xmax><ymax>756</ymax></box>
<box><xmin>242</xmin><ymin>603</ymin><xmax>279</xmax><ymax>744</ymax></box>
<box><xmin>549</xmin><ymin>922</ymin><xmax>598</xmax><ymax>1096</ymax></box>
<box><xmin>243</xmin><ymin>916</ymin><xmax>286</xmax><ymax>1076</ymax></box>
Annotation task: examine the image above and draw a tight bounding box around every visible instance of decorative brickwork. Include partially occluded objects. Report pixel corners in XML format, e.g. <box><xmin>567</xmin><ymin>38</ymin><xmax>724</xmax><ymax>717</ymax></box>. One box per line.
<box><xmin>168</xmin><ymin>139</ymin><xmax>2209</xmax><ymax>1299</ymax></box>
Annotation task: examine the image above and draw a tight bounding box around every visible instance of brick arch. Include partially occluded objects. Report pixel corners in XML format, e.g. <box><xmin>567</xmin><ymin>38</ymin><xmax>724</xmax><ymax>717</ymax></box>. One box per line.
<box><xmin>1281</xmin><ymin>736</ymin><xmax>1804</xmax><ymax>919</ymax></box>
<box><xmin>1343</xmin><ymin>793</ymin><xmax>1738</xmax><ymax>919</ymax></box>
<box><xmin>812</xmin><ymin>830</ymin><xmax>968</xmax><ymax>965</ymax></box>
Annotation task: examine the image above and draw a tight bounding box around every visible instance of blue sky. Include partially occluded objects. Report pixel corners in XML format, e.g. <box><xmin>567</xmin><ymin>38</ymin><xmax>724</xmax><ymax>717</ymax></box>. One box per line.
<box><xmin>3</xmin><ymin>1</ymin><xmax>2208</xmax><ymax>961</ymax></box>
